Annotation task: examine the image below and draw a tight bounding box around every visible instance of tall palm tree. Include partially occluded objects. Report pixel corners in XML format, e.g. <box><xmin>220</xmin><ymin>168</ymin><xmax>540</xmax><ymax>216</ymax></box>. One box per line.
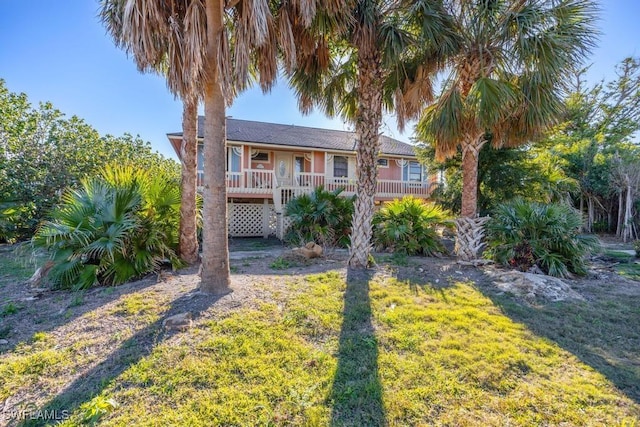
<box><xmin>289</xmin><ymin>0</ymin><xmax>455</xmax><ymax>268</ymax></box>
<box><xmin>416</xmin><ymin>0</ymin><xmax>598</xmax><ymax>260</ymax></box>
<box><xmin>178</xmin><ymin>96</ymin><xmax>199</xmax><ymax>264</ymax></box>
<box><xmin>101</xmin><ymin>0</ymin><xmax>332</xmax><ymax>293</ymax></box>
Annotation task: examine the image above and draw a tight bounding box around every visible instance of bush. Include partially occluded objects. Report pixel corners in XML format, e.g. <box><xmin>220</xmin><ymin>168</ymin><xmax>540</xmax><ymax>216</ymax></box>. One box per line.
<box><xmin>0</xmin><ymin>201</ymin><xmax>36</xmax><ymax>243</ymax></box>
<box><xmin>284</xmin><ymin>187</ymin><xmax>354</xmax><ymax>248</ymax></box>
<box><xmin>372</xmin><ymin>196</ymin><xmax>451</xmax><ymax>256</ymax></box>
<box><xmin>485</xmin><ymin>199</ymin><xmax>600</xmax><ymax>277</ymax></box>
<box><xmin>634</xmin><ymin>240</ymin><xmax>640</xmax><ymax>258</ymax></box>
<box><xmin>32</xmin><ymin>165</ymin><xmax>183</xmax><ymax>290</ymax></box>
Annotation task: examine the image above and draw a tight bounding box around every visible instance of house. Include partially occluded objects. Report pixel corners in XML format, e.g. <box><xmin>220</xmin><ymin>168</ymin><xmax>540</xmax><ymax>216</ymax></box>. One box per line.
<box><xmin>168</xmin><ymin>118</ymin><xmax>433</xmax><ymax>238</ymax></box>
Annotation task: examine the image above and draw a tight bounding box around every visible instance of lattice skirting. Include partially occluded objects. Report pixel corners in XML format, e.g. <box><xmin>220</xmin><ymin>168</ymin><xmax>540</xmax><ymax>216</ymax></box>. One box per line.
<box><xmin>228</xmin><ymin>202</ymin><xmax>276</xmax><ymax>237</ymax></box>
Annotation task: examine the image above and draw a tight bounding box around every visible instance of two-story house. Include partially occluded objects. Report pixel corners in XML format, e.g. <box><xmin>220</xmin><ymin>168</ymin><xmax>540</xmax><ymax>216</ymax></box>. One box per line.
<box><xmin>168</xmin><ymin>118</ymin><xmax>432</xmax><ymax>238</ymax></box>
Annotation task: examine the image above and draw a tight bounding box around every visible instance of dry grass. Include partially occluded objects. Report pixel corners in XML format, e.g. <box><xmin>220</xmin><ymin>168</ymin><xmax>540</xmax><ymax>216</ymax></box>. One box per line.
<box><xmin>1</xmin><ymin>249</ymin><xmax>639</xmax><ymax>426</ymax></box>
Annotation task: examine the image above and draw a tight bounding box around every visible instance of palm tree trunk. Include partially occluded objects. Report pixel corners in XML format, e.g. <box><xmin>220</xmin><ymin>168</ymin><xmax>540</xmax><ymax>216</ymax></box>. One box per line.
<box><xmin>200</xmin><ymin>0</ymin><xmax>231</xmax><ymax>294</ymax></box>
<box><xmin>348</xmin><ymin>44</ymin><xmax>383</xmax><ymax>269</ymax></box>
<box><xmin>456</xmin><ymin>135</ymin><xmax>487</xmax><ymax>261</ymax></box>
<box><xmin>178</xmin><ymin>96</ymin><xmax>199</xmax><ymax>264</ymax></box>
<box><xmin>460</xmin><ymin>137</ymin><xmax>483</xmax><ymax>218</ymax></box>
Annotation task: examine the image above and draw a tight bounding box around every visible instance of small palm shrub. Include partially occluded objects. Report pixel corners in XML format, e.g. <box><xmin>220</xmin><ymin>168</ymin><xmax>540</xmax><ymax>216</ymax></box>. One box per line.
<box><xmin>485</xmin><ymin>199</ymin><xmax>600</xmax><ymax>277</ymax></box>
<box><xmin>372</xmin><ymin>196</ymin><xmax>451</xmax><ymax>256</ymax></box>
<box><xmin>33</xmin><ymin>165</ymin><xmax>183</xmax><ymax>290</ymax></box>
<box><xmin>284</xmin><ymin>187</ymin><xmax>354</xmax><ymax>248</ymax></box>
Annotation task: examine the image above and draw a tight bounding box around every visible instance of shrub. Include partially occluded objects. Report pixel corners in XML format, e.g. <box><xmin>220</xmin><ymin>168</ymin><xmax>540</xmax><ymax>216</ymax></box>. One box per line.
<box><xmin>0</xmin><ymin>201</ymin><xmax>36</xmax><ymax>243</ymax></box>
<box><xmin>634</xmin><ymin>240</ymin><xmax>640</xmax><ymax>258</ymax></box>
<box><xmin>33</xmin><ymin>164</ymin><xmax>183</xmax><ymax>290</ymax></box>
<box><xmin>372</xmin><ymin>196</ymin><xmax>451</xmax><ymax>256</ymax></box>
<box><xmin>284</xmin><ymin>187</ymin><xmax>354</xmax><ymax>248</ymax></box>
<box><xmin>485</xmin><ymin>199</ymin><xmax>600</xmax><ymax>277</ymax></box>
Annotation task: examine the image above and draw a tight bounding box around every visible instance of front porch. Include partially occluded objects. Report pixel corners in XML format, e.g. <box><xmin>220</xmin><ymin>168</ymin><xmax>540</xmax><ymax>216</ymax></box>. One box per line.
<box><xmin>197</xmin><ymin>169</ymin><xmax>433</xmax><ymax>203</ymax></box>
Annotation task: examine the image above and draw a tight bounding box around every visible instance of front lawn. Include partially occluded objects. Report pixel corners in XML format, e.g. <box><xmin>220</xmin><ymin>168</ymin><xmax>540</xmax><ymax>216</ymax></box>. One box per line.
<box><xmin>1</xmin><ymin>249</ymin><xmax>638</xmax><ymax>426</ymax></box>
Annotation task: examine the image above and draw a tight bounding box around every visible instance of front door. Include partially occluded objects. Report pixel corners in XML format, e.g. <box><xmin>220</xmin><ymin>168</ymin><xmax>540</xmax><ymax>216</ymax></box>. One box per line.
<box><xmin>275</xmin><ymin>153</ymin><xmax>293</xmax><ymax>186</ymax></box>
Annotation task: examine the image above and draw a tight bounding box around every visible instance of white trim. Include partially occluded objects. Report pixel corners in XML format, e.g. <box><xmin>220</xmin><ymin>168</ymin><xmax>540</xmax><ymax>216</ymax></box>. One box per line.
<box><xmin>377</xmin><ymin>158</ymin><xmax>389</xmax><ymax>168</ymax></box>
<box><xmin>169</xmin><ymin>135</ymin><xmax>419</xmax><ymax>161</ymax></box>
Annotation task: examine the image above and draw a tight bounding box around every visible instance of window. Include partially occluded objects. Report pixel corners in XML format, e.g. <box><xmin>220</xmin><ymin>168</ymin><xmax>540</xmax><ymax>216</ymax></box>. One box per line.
<box><xmin>377</xmin><ymin>158</ymin><xmax>389</xmax><ymax>167</ymax></box>
<box><xmin>294</xmin><ymin>156</ymin><xmax>305</xmax><ymax>173</ymax></box>
<box><xmin>333</xmin><ymin>156</ymin><xmax>348</xmax><ymax>178</ymax></box>
<box><xmin>227</xmin><ymin>146</ymin><xmax>241</xmax><ymax>172</ymax></box>
<box><xmin>403</xmin><ymin>161</ymin><xmax>426</xmax><ymax>182</ymax></box>
<box><xmin>252</xmin><ymin>151</ymin><xmax>269</xmax><ymax>162</ymax></box>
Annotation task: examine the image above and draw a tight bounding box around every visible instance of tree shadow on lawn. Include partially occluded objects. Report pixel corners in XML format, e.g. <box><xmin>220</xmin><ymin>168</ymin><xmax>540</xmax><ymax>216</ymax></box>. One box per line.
<box><xmin>17</xmin><ymin>289</ymin><xmax>224</xmax><ymax>427</ymax></box>
<box><xmin>0</xmin><ymin>259</ymin><xmax>196</xmax><ymax>356</ymax></box>
<box><xmin>330</xmin><ymin>268</ymin><xmax>386</xmax><ymax>427</ymax></box>
<box><xmin>475</xmin><ymin>271</ymin><xmax>640</xmax><ymax>404</ymax></box>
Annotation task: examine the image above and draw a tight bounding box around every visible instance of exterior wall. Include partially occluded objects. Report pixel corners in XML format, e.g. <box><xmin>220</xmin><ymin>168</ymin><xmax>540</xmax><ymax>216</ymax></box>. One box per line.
<box><xmin>242</xmin><ymin>145</ymin><xmax>250</xmax><ymax>170</ymax></box>
<box><xmin>313</xmin><ymin>151</ymin><xmax>324</xmax><ymax>174</ymax></box>
<box><xmin>378</xmin><ymin>158</ymin><xmax>402</xmax><ymax>180</ymax></box>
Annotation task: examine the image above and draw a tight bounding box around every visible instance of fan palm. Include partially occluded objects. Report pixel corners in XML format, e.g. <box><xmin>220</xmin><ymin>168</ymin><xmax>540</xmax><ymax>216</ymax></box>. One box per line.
<box><xmin>486</xmin><ymin>199</ymin><xmax>600</xmax><ymax>277</ymax></box>
<box><xmin>416</xmin><ymin>0</ymin><xmax>598</xmax><ymax>260</ymax></box>
<box><xmin>33</xmin><ymin>165</ymin><xmax>183</xmax><ymax>289</ymax></box>
<box><xmin>289</xmin><ymin>0</ymin><xmax>455</xmax><ymax>268</ymax></box>
<box><xmin>100</xmin><ymin>0</ymin><xmax>340</xmax><ymax>293</ymax></box>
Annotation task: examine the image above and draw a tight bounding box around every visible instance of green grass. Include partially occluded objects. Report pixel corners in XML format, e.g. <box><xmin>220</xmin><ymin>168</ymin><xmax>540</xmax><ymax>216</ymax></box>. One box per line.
<box><xmin>270</xmin><ymin>257</ymin><xmax>298</xmax><ymax>270</ymax></box>
<box><xmin>9</xmin><ymin>271</ymin><xmax>630</xmax><ymax>426</ymax></box>
<box><xmin>605</xmin><ymin>250</ymin><xmax>640</xmax><ymax>281</ymax></box>
<box><xmin>1</xmin><ymin>301</ymin><xmax>22</xmax><ymax>317</ymax></box>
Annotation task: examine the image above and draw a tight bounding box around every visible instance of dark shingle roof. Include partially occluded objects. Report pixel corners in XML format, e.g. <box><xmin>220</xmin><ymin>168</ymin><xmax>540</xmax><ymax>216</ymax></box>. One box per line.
<box><xmin>167</xmin><ymin>117</ymin><xmax>416</xmax><ymax>157</ymax></box>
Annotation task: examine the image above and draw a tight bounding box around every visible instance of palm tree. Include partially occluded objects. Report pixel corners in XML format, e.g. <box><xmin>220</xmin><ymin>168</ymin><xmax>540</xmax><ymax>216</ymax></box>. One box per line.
<box><xmin>289</xmin><ymin>0</ymin><xmax>454</xmax><ymax>268</ymax></box>
<box><xmin>178</xmin><ymin>96</ymin><xmax>199</xmax><ymax>264</ymax></box>
<box><xmin>100</xmin><ymin>0</ymin><xmax>328</xmax><ymax>293</ymax></box>
<box><xmin>416</xmin><ymin>0</ymin><xmax>598</xmax><ymax>260</ymax></box>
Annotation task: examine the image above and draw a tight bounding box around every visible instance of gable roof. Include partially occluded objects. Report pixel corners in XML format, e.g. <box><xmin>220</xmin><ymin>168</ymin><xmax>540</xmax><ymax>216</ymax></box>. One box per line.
<box><xmin>167</xmin><ymin>117</ymin><xmax>417</xmax><ymax>157</ymax></box>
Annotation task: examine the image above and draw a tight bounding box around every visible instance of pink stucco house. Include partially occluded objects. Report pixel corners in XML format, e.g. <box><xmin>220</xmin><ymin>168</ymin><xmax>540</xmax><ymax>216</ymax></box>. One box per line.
<box><xmin>168</xmin><ymin>118</ymin><xmax>433</xmax><ymax>237</ymax></box>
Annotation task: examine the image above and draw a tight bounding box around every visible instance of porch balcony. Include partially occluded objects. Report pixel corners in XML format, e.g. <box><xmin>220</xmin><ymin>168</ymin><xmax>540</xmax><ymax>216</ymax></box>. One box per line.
<box><xmin>197</xmin><ymin>170</ymin><xmax>433</xmax><ymax>199</ymax></box>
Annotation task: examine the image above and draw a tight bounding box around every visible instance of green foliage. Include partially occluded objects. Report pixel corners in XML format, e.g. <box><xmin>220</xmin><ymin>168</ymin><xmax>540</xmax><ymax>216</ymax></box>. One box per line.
<box><xmin>634</xmin><ymin>240</ymin><xmax>640</xmax><ymax>258</ymax></box>
<box><xmin>419</xmin><ymin>143</ymin><xmax>577</xmax><ymax>215</ymax></box>
<box><xmin>372</xmin><ymin>196</ymin><xmax>450</xmax><ymax>256</ymax></box>
<box><xmin>79</xmin><ymin>396</ymin><xmax>119</xmax><ymax>424</ymax></box>
<box><xmin>270</xmin><ymin>257</ymin><xmax>297</xmax><ymax>270</ymax></box>
<box><xmin>0</xmin><ymin>79</ymin><xmax>179</xmax><ymax>242</ymax></box>
<box><xmin>486</xmin><ymin>200</ymin><xmax>600</xmax><ymax>277</ymax></box>
<box><xmin>1</xmin><ymin>302</ymin><xmax>21</xmax><ymax>317</ymax></box>
<box><xmin>33</xmin><ymin>164</ymin><xmax>183</xmax><ymax>290</ymax></box>
<box><xmin>284</xmin><ymin>187</ymin><xmax>354</xmax><ymax>248</ymax></box>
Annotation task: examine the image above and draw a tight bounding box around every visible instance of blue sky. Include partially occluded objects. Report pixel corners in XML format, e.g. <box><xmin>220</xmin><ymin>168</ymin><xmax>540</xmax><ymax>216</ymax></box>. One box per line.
<box><xmin>1</xmin><ymin>1</ymin><xmax>638</xmax><ymax>161</ymax></box>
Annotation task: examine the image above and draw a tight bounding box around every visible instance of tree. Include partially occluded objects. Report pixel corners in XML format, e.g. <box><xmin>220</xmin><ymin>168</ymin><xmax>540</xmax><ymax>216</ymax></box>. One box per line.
<box><xmin>419</xmin><ymin>142</ymin><xmax>577</xmax><ymax>215</ymax></box>
<box><xmin>289</xmin><ymin>0</ymin><xmax>454</xmax><ymax>268</ymax></box>
<box><xmin>0</xmin><ymin>79</ymin><xmax>177</xmax><ymax>242</ymax></box>
<box><xmin>101</xmin><ymin>0</ymin><xmax>338</xmax><ymax>293</ymax></box>
<box><xmin>416</xmin><ymin>0</ymin><xmax>597</xmax><ymax>260</ymax></box>
<box><xmin>543</xmin><ymin>58</ymin><xmax>640</xmax><ymax>236</ymax></box>
<box><xmin>178</xmin><ymin>98</ymin><xmax>199</xmax><ymax>264</ymax></box>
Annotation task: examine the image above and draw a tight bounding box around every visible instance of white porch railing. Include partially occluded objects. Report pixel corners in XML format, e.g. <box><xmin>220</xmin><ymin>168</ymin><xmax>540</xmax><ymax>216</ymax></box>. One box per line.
<box><xmin>377</xmin><ymin>179</ymin><xmax>431</xmax><ymax>197</ymax></box>
<box><xmin>196</xmin><ymin>170</ymin><xmax>432</xmax><ymax>199</ymax></box>
<box><xmin>294</xmin><ymin>172</ymin><xmax>325</xmax><ymax>188</ymax></box>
